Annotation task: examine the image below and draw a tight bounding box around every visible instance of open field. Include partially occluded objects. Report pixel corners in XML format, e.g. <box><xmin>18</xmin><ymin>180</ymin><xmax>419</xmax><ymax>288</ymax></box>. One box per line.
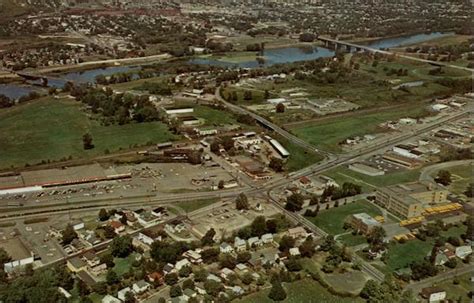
<box><xmin>290</xmin><ymin>106</ymin><xmax>429</xmax><ymax>152</ymax></box>
<box><xmin>113</xmin><ymin>253</ymin><xmax>139</xmax><ymax>277</ymax></box>
<box><xmin>324</xmin><ymin>166</ymin><xmax>421</xmax><ymax>189</ymax></box>
<box><xmin>173</xmin><ymin>198</ymin><xmax>219</xmax><ymax>213</ymax></box>
<box><xmin>236</xmin><ymin>278</ymin><xmax>364</xmax><ymax>303</ymax></box>
<box><xmin>446</xmin><ymin>164</ymin><xmax>472</xmax><ymax>195</ymax></box>
<box><xmin>0</xmin><ymin>97</ymin><xmax>177</xmax><ymax>169</ymax></box>
<box><xmin>274</xmin><ymin>135</ymin><xmax>324</xmax><ymax>172</ymax></box>
<box><xmin>194</xmin><ymin>105</ymin><xmax>239</xmax><ymax>126</ymax></box>
<box><xmin>338</xmin><ymin>233</ymin><xmax>368</xmax><ymax>247</ymax></box>
<box><xmin>305</xmin><ymin>200</ymin><xmax>382</xmax><ymax>235</ymax></box>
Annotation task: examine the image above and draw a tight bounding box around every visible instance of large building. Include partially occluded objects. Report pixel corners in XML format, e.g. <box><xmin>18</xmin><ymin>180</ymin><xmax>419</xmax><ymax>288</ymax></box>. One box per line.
<box><xmin>349</xmin><ymin>213</ymin><xmax>381</xmax><ymax>235</ymax></box>
<box><xmin>375</xmin><ymin>182</ymin><xmax>449</xmax><ymax>219</ymax></box>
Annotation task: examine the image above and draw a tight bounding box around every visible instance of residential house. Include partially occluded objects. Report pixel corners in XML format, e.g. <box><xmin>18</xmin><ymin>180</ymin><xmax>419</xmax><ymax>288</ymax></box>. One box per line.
<box><xmin>220</xmin><ymin>267</ymin><xmax>235</xmax><ymax>280</ymax></box>
<box><xmin>455</xmin><ymin>246</ymin><xmax>472</xmax><ymax>259</ymax></box>
<box><xmin>420</xmin><ymin>287</ymin><xmax>446</xmax><ymax>303</ymax></box>
<box><xmin>89</xmin><ymin>263</ymin><xmax>107</xmax><ymax>276</ymax></box>
<box><xmin>66</xmin><ymin>257</ymin><xmax>87</xmax><ymax>273</ymax></box>
<box><xmin>132</xmin><ymin>280</ymin><xmax>151</xmax><ymax>294</ymax></box>
<box><xmin>76</xmin><ymin>270</ymin><xmax>97</xmax><ymax>289</ymax></box>
<box><xmin>287</xmin><ymin>227</ymin><xmax>307</xmax><ymax>239</ymax></box>
<box><xmin>183</xmin><ymin>288</ymin><xmax>197</xmax><ymax>299</ymax></box>
<box><xmin>175</xmin><ymin>258</ymin><xmax>191</xmax><ymax>271</ymax></box>
<box><xmin>183</xmin><ymin>249</ymin><xmax>202</xmax><ymax>264</ymax></box>
<box><xmin>117</xmin><ymin>287</ymin><xmax>133</xmax><ymax>301</ymax></box>
<box><xmin>235</xmin><ymin>263</ymin><xmax>248</xmax><ymax>273</ymax></box>
<box><xmin>261</xmin><ymin>233</ymin><xmax>274</xmax><ymax>244</ymax></box>
<box><xmin>109</xmin><ymin>221</ymin><xmax>125</xmax><ymax>234</ymax></box>
<box><xmin>234</xmin><ymin>237</ymin><xmax>247</xmax><ymax>252</ymax></box>
<box><xmin>247</xmin><ymin>237</ymin><xmax>262</xmax><ymax>248</ymax></box>
<box><xmin>227</xmin><ymin>285</ymin><xmax>244</xmax><ymax>296</ymax></box>
<box><xmin>102</xmin><ymin>295</ymin><xmax>121</xmax><ymax>303</ymax></box>
<box><xmin>163</xmin><ymin>263</ymin><xmax>175</xmax><ymax>274</ymax></box>
<box><xmin>207</xmin><ymin>274</ymin><xmax>222</xmax><ymax>283</ymax></box>
<box><xmin>289</xmin><ymin>247</ymin><xmax>301</xmax><ymax>257</ymax></box>
<box><xmin>220</xmin><ymin>242</ymin><xmax>234</xmax><ymax>254</ymax></box>
<box><xmin>151</xmin><ymin>207</ymin><xmax>166</xmax><ymax>217</ymax></box>
<box><xmin>147</xmin><ymin>272</ymin><xmax>164</xmax><ymax>285</ymax></box>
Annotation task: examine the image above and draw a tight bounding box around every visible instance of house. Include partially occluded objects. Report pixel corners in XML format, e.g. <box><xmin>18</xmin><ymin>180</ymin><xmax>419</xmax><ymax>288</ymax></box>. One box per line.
<box><xmin>117</xmin><ymin>287</ymin><xmax>133</xmax><ymax>301</ymax></box>
<box><xmin>207</xmin><ymin>273</ymin><xmax>222</xmax><ymax>283</ymax></box>
<box><xmin>261</xmin><ymin>233</ymin><xmax>274</xmax><ymax>244</ymax></box>
<box><xmin>58</xmin><ymin>287</ymin><xmax>72</xmax><ymax>300</ymax></box>
<box><xmin>220</xmin><ymin>267</ymin><xmax>235</xmax><ymax>280</ymax></box>
<box><xmin>163</xmin><ymin>263</ymin><xmax>175</xmax><ymax>274</ymax></box>
<box><xmin>132</xmin><ymin>280</ymin><xmax>151</xmax><ymax>294</ymax></box>
<box><xmin>287</xmin><ymin>227</ymin><xmax>307</xmax><ymax>239</ymax></box>
<box><xmin>175</xmin><ymin>258</ymin><xmax>191</xmax><ymax>271</ymax></box>
<box><xmin>350</xmin><ymin>213</ymin><xmax>381</xmax><ymax>235</ymax></box>
<box><xmin>220</xmin><ymin>242</ymin><xmax>234</xmax><ymax>254</ymax></box>
<box><xmin>102</xmin><ymin>295</ymin><xmax>121</xmax><ymax>303</ymax></box>
<box><xmin>455</xmin><ymin>246</ymin><xmax>472</xmax><ymax>259</ymax></box>
<box><xmin>66</xmin><ymin>257</ymin><xmax>87</xmax><ymax>273</ymax></box>
<box><xmin>147</xmin><ymin>272</ymin><xmax>164</xmax><ymax>285</ymax></box>
<box><xmin>83</xmin><ymin>251</ymin><xmax>100</xmax><ymax>268</ymax></box>
<box><xmin>247</xmin><ymin>237</ymin><xmax>262</xmax><ymax>248</ymax></box>
<box><xmin>235</xmin><ymin>263</ymin><xmax>248</xmax><ymax>272</ymax></box>
<box><xmin>234</xmin><ymin>237</ymin><xmax>247</xmax><ymax>252</ymax></box>
<box><xmin>434</xmin><ymin>252</ymin><xmax>449</xmax><ymax>266</ymax></box>
<box><xmin>151</xmin><ymin>207</ymin><xmax>166</xmax><ymax>217</ymax></box>
<box><xmin>183</xmin><ymin>250</ymin><xmax>202</xmax><ymax>264</ymax></box>
<box><xmin>183</xmin><ymin>288</ymin><xmax>197</xmax><ymax>299</ymax></box>
<box><xmin>289</xmin><ymin>247</ymin><xmax>301</xmax><ymax>257</ymax></box>
<box><xmin>76</xmin><ymin>270</ymin><xmax>97</xmax><ymax>289</ymax></box>
<box><xmin>228</xmin><ymin>285</ymin><xmax>244</xmax><ymax>296</ymax></box>
<box><xmin>420</xmin><ymin>287</ymin><xmax>446</xmax><ymax>302</ymax></box>
<box><xmin>109</xmin><ymin>221</ymin><xmax>125</xmax><ymax>234</ymax></box>
<box><xmin>89</xmin><ymin>263</ymin><xmax>107</xmax><ymax>276</ymax></box>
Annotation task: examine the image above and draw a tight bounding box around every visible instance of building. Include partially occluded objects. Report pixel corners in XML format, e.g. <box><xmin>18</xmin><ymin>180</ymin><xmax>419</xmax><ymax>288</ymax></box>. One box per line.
<box><xmin>67</xmin><ymin>257</ymin><xmax>87</xmax><ymax>273</ymax></box>
<box><xmin>109</xmin><ymin>221</ymin><xmax>125</xmax><ymax>234</ymax></box>
<box><xmin>183</xmin><ymin>250</ymin><xmax>202</xmax><ymax>264</ymax></box>
<box><xmin>83</xmin><ymin>251</ymin><xmax>100</xmax><ymax>268</ymax></box>
<box><xmin>220</xmin><ymin>242</ymin><xmax>234</xmax><ymax>254</ymax></box>
<box><xmin>420</xmin><ymin>287</ymin><xmax>446</xmax><ymax>303</ymax></box>
<box><xmin>2</xmin><ymin>237</ymin><xmax>35</xmax><ymax>273</ymax></box>
<box><xmin>350</xmin><ymin>213</ymin><xmax>381</xmax><ymax>235</ymax></box>
<box><xmin>133</xmin><ymin>280</ymin><xmax>151</xmax><ymax>294</ymax></box>
<box><xmin>269</xmin><ymin>139</ymin><xmax>290</xmax><ymax>158</ymax></box>
<box><xmin>147</xmin><ymin>272</ymin><xmax>164</xmax><ymax>285</ymax></box>
<box><xmin>455</xmin><ymin>246</ymin><xmax>472</xmax><ymax>259</ymax></box>
<box><xmin>261</xmin><ymin>233</ymin><xmax>274</xmax><ymax>244</ymax></box>
<box><xmin>375</xmin><ymin>183</ymin><xmax>449</xmax><ymax>219</ymax></box>
<box><xmin>165</xmin><ymin>108</ymin><xmax>194</xmax><ymax>115</ymax></box>
<box><xmin>102</xmin><ymin>295</ymin><xmax>121</xmax><ymax>303</ymax></box>
<box><xmin>289</xmin><ymin>247</ymin><xmax>301</xmax><ymax>257</ymax></box>
<box><xmin>175</xmin><ymin>258</ymin><xmax>191</xmax><ymax>271</ymax></box>
<box><xmin>247</xmin><ymin>237</ymin><xmax>262</xmax><ymax>248</ymax></box>
<box><xmin>234</xmin><ymin>237</ymin><xmax>247</xmax><ymax>252</ymax></box>
<box><xmin>287</xmin><ymin>227</ymin><xmax>307</xmax><ymax>239</ymax></box>
<box><xmin>117</xmin><ymin>287</ymin><xmax>133</xmax><ymax>301</ymax></box>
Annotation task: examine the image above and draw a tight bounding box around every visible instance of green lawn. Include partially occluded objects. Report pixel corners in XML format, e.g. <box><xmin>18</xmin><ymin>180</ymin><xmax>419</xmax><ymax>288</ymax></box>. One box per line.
<box><xmin>446</xmin><ymin>163</ymin><xmax>472</xmax><ymax>195</ymax></box>
<box><xmin>113</xmin><ymin>253</ymin><xmax>138</xmax><ymax>277</ymax></box>
<box><xmin>325</xmin><ymin>166</ymin><xmax>421</xmax><ymax>189</ymax></box>
<box><xmin>305</xmin><ymin>200</ymin><xmax>382</xmax><ymax>235</ymax></box>
<box><xmin>338</xmin><ymin>233</ymin><xmax>368</xmax><ymax>247</ymax></box>
<box><xmin>194</xmin><ymin>105</ymin><xmax>239</xmax><ymax>126</ymax></box>
<box><xmin>385</xmin><ymin>239</ymin><xmax>434</xmax><ymax>271</ymax></box>
<box><xmin>236</xmin><ymin>279</ymin><xmax>363</xmax><ymax>303</ymax></box>
<box><xmin>291</xmin><ymin>106</ymin><xmax>429</xmax><ymax>152</ymax></box>
<box><xmin>0</xmin><ymin>97</ymin><xmax>177</xmax><ymax>169</ymax></box>
<box><xmin>275</xmin><ymin>135</ymin><xmax>324</xmax><ymax>172</ymax></box>
<box><xmin>173</xmin><ymin>198</ymin><xmax>219</xmax><ymax>213</ymax></box>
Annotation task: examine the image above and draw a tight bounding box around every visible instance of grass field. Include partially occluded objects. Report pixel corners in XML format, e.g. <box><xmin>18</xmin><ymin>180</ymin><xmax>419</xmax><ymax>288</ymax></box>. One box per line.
<box><xmin>274</xmin><ymin>135</ymin><xmax>324</xmax><ymax>172</ymax></box>
<box><xmin>305</xmin><ymin>200</ymin><xmax>382</xmax><ymax>235</ymax></box>
<box><xmin>194</xmin><ymin>105</ymin><xmax>239</xmax><ymax>126</ymax></box>
<box><xmin>324</xmin><ymin>166</ymin><xmax>421</xmax><ymax>190</ymax></box>
<box><xmin>0</xmin><ymin>97</ymin><xmax>177</xmax><ymax>169</ymax></box>
<box><xmin>173</xmin><ymin>198</ymin><xmax>219</xmax><ymax>213</ymax></box>
<box><xmin>236</xmin><ymin>279</ymin><xmax>364</xmax><ymax>303</ymax></box>
<box><xmin>291</xmin><ymin>106</ymin><xmax>428</xmax><ymax>152</ymax></box>
<box><xmin>446</xmin><ymin>164</ymin><xmax>472</xmax><ymax>195</ymax></box>
<box><xmin>385</xmin><ymin>239</ymin><xmax>434</xmax><ymax>271</ymax></box>
<box><xmin>338</xmin><ymin>233</ymin><xmax>368</xmax><ymax>247</ymax></box>
<box><xmin>113</xmin><ymin>253</ymin><xmax>139</xmax><ymax>277</ymax></box>
<box><xmin>433</xmin><ymin>273</ymin><xmax>472</xmax><ymax>303</ymax></box>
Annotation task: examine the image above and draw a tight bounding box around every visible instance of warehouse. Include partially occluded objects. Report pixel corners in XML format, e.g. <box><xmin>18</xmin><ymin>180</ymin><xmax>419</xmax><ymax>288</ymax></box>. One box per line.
<box><xmin>269</xmin><ymin>139</ymin><xmax>290</xmax><ymax>158</ymax></box>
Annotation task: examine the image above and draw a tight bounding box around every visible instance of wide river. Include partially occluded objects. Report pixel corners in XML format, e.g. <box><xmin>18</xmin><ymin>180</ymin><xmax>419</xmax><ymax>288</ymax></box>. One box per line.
<box><xmin>0</xmin><ymin>32</ymin><xmax>454</xmax><ymax>99</ymax></box>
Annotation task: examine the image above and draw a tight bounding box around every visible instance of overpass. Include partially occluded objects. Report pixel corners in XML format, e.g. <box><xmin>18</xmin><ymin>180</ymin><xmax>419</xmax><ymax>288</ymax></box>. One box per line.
<box><xmin>317</xmin><ymin>36</ymin><xmax>474</xmax><ymax>72</ymax></box>
<box><xmin>15</xmin><ymin>71</ymin><xmax>65</xmax><ymax>87</ymax></box>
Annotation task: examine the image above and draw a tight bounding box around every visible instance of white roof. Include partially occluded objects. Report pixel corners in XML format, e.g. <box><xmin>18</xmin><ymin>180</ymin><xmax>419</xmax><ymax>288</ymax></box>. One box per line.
<box><xmin>261</xmin><ymin>233</ymin><xmax>273</xmax><ymax>240</ymax></box>
<box><xmin>102</xmin><ymin>295</ymin><xmax>121</xmax><ymax>303</ymax></box>
<box><xmin>289</xmin><ymin>247</ymin><xmax>301</xmax><ymax>256</ymax></box>
<box><xmin>269</xmin><ymin>139</ymin><xmax>290</xmax><ymax>157</ymax></box>
<box><xmin>267</xmin><ymin>98</ymin><xmax>287</xmax><ymax>104</ymax></box>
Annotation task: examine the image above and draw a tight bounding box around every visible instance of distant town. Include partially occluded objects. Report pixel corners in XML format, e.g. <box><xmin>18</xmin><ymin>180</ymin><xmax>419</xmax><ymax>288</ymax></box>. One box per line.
<box><xmin>0</xmin><ymin>1</ymin><xmax>472</xmax><ymax>303</ymax></box>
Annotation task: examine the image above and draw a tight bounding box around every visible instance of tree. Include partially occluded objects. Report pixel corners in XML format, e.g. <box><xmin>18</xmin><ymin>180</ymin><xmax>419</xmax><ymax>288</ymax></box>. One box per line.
<box><xmin>124</xmin><ymin>291</ymin><xmax>136</xmax><ymax>303</ymax></box>
<box><xmin>236</xmin><ymin>251</ymin><xmax>251</xmax><ymax>264</ymax></box>
<box><xmin>286</xmin><ymin>258</ymin><xmax>302</xmax><ymax>272</ymax></box>
<box><xmin>219</xmin><ymin>254</ymin><xmax>237</xmax><ymax>269</ymax></box>
<box><xmin>268</xmin><ymin>277</ymin><xmax>287</xmax><ymax>301</ymax></box>
<box><xmin>269</xmin><ymin>157</ymin><xmax>284</xmax><ymax>172</ymax></box>
<box><xmin>235</xmin><ymin>193</ymin><xmax>249</xmax><ymax>210</ymax></box>
<box><xmin>360</xmin><ymin>280</ymin><xmax>385</xmax><ymax>302</ymax></box>
<box><xmin>62</xmin><ymin>224</ymin><xmax>78</xmax><ymax>245</ymax></box>
<box><xmin>201</xmin><ymin>228</ymin><xmax>216</xmax><ymax>246</ymax></box>
<box><xmin>100</xmin><ymin>253</ymin><xmax>115</xmax><ymax>268</ymax></box>
<box><xmin>106</xmin><ymin>269</ymin><xmax>119</xmax><ymax>285</ymax></box>
<box><xmin>164</xmin><ymin>273</ymin><xmax>179</xmax><ymax>285</ymax></box>
<box><xmin>243</xmin><ymin>90</ymin><xmax>252</xmax><ymax>101</ymax></box>
<box><xmin>193</xmin><ymin>267</ymin><xmax>208</xmax><ymax>282</ymax></box>
<box><xmin>445</xmin><ymin>258</ymin><xmax>457</xmax><ymax>269</ymax></box>
<box><xmin>241</xmin><ymin>272</ymin><xmax>253</xmax><ymax>285</ymax></box>
<box><xmin>82</xmin><ymin>133</ymin><xmax>94</xmax><ymax>150</ymax></box>
<box><xmin>251</xmin><ymin>216</ymin><xmax>267</xmax><ymax>237</ymax></box>
<box><xmin>275</xmin><ymin>103</ymin><xmax>285</xmax><ymax>113</ymax></box>
<box><xmin>367</xmin><ymin>226</ymin><xmax>386</xmax><ymax>251</ymax></box>
<box><xmin>435</xmin><ymin>170</ymin><xmax>452</xmax><ymax>186</ymax></box>
<box><xmin>110</xmin><ymin>236</ymin><xmax>133</xmax><ymax>258</ymax></box>
<box><xmin>204</xmin><ymin>280</ymin><xmax>223</xmax><ymax>296</ymax></box>
<box><xmin>98</xmin><ymin>208</ymin><xmax>109</xmax><ymax>221</ymax></box>
<box><xmin>465</xmin><ymin>216</ymin><xmax>474</xmax><ymax>241</ymax></box>
<box><xmin>278</xmin><ymin>235</ymin><xmax>295</xmax><ymax>252</ymax></box>
<box><xmin>182</xmin><ymin>279</ymin><xmax>195</xmax><ymax>290</ymax></box>
<box><xmin>179</xmin><ymin>265</ymin><xmax>191</xmax><ymax>277</ymax></box>
<box><xmin>299</xmin><ymin>236</ymin><xmax>315</xmax><ymax>258</ymax></box>
<box><xmin>170</xmin><ymin>285</ymin><xmax>183</xmax><ymax>297</ymax></box>
<box><xmin>285</xmin><ymin>193</ymin><xmax>304</xmax><ymax>212</ymax></box>
<box><xmin>0</xmin><ymin>248</ymin><xmax>11</xmax><ymax>266</ymax></box>
<box><xmin>464</xmin><ymin>183</ymin><xmax>474</xmax><ymax>197</ymax></box>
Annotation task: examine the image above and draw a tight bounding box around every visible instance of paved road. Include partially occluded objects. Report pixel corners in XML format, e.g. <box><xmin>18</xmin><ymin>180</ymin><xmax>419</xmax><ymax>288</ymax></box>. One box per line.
<box><xmin>405</xmin><ymin>265</ymin><xmax>474</xmax><ymax>293</ymax></box>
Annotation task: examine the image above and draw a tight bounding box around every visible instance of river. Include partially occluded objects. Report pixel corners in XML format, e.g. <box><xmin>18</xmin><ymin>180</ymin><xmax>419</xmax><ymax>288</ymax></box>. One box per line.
<box><xmin>0</xmin><ymin>32</ymin><xmax>454</xmax><ymax>99</ymax></box>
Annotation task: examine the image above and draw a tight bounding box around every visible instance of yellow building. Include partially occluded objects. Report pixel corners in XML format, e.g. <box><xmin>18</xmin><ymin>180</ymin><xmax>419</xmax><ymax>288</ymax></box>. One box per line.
<box><xmin>375</xmin><ymin>182</ymin><xmax>449</xmax><ymax>219</ymax></box>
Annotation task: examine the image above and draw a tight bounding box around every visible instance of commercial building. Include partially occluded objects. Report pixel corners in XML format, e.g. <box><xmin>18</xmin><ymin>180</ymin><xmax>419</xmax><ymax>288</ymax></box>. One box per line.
<box><xmin>350</xmin><ymin>213</ymin><xmax>381</xmax><ymax>235</ymax></box>
<box><xmin>269</xmin><ymin>139</ymin><xmax>290</xmax><ymax>158</ymax></box>
<box><xmin>2</xmin><ymin>237</ymin><xmax>35</xmax><ymax>273</ymax></box>
<box><xmin>375</xmin><ymin>182</ymin><xmax>449</xmax><ymax>219</ymax></box>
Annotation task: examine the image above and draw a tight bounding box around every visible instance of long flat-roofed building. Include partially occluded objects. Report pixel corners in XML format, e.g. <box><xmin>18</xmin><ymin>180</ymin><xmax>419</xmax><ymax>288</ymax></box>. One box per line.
<box><xmin>375</xmin><ymin>182</ymin><xmax>449</xmax><ymax>219</ymax></box>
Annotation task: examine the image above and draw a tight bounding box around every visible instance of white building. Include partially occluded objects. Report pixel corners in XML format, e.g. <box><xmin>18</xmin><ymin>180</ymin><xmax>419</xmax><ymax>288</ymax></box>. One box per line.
<box><xmin>132</xmin><ymin>280</ymin><xmax>151</xmax><ymax>294</ymax></box>
<box><xmin>261</xmin><ymin>233</ymin><xmax>274</xmax><ymax>244</ymax></box>
<box><xmin>220</xmin><ymin>242</ymin><xmax>234</xmax><ymax>253</ymax></box>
